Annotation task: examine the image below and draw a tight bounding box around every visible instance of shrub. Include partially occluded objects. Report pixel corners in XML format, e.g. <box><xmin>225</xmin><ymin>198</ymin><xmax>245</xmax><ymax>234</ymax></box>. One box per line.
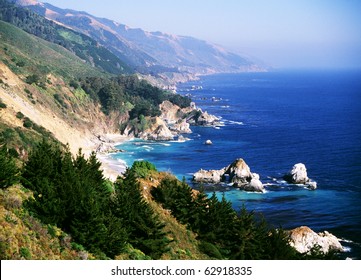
<box><xmin>23</xmin><ymin>118</ymin><xmax>33</xmax><ymax>128</ymax></box>
<box><xmin>199</xmin><ymin>241</ymin><xmax>223</xmax><ymax>259</ymax></box>
<box><xmin>130</xmin><ymin>160</ymin><xmax>157</xmax><ymax>179</ymax></box>
<box><xmin>16</xmin><ymin>112</ymin><xmax>24</xmax><ymax>119</ymax></box>
<box><xmin>19</xmin><ymin>247</ymin><xmax>31</xmax><ymax>259</ymax></box>
<box><xmin>0</xmin><ymin>102</ymin><xmax>6</xmax><ymax>109</ymax></box>
<box><xmin>25</xmin><ymin>74</ymin><xmax>40</xmax><ymax>85</ymax></box>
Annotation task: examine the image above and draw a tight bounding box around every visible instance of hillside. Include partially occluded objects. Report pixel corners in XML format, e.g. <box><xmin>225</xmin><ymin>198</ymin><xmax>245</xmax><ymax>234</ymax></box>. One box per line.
<box><xmin>0</xmin><ymin>0</ymin><xmax>132</xmax><ymax>75</ymax></box>
<box><xmin>0</xmin><ymin>18</ymin><xmax>201</xmax><ymax>159</ymax></box>
<box><xmin>15</xmin><ymin>0</ymin><xmax>265</xmax><ymax>85</ymax></box>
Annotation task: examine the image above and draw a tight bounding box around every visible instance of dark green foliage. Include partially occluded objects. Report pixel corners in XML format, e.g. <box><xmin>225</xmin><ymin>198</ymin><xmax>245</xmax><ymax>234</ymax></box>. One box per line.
<box><xmin>112</xmin><ymin>170</ymin><xmax>169</xmax><ymax>259</ymax></box>
<box><xmin>0</xmin><ymin>101</ymin><xmax>6</xmax><ymax>108</ymax></box>
<box><xmin>79</xmin><ymin>75</ymin><xmax>190</xmax><ymax>118</ymax></box>
<box><xmin>19</xmin><ymin>247</ymin><xmax>31</xmax><ymax>259</ymax></box>
<box><xmin>152</xmin><ymin>177</ymin><xmax>307</xmax><ymax>260</ymax></box>
<box><xmin>21</xmin><ymin>141</ymin><xmax>127</xmax><ymax>258</ymax></box>
<box><xmin>130</xmin><ymin>160</ymin><xmax>157</xmax><ymax>179</ymax></box>
<box><xmin>21</xmin><ymin>141</ymin><xmax>169</xmax><ymax>259</ymax></box>
<box><xmin>25</xmin><ymin>74</ymin><xmax>40</xmax><ymax>85</ymax></box>
<box><xmin>15</xmin><ymin>112</ymin><xmax>24</xmax><ymax>119</ymax></box>
<box><xmin>22</xmin><ymin>117</ymin><xmax>33</xmax><ymax>128</ymax></box>
<box><xmin>199</xmin><ymin>241</ymin><xmax>223</xmax><ymax>259</ymax></box>
<box><xmin>0</xmin><ymin>144</ymin><xmax>19</xmax><ymax>188</ymax></box>
<box><xmin>152</xmin><ymin>178</ymin><xmax>194</xmax><ymax>225</ymax></box>
<box><xmin>53</xmin><ymin>93</ymin><xmax>68</xmax><ymax>109</ymax></box>
<box><xmin>0</xmin><ymin>0</ymin><xmax>130</xmax><ymax>75</ymax></box>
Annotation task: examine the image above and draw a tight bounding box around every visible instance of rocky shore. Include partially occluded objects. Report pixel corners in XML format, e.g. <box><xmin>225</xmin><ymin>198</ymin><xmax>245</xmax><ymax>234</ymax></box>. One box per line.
<box><xmin>122</xmin><ymin>100</ymin><xmax>221</xmax><ymax>141</ymax></box>
<box><xmin>193</xmin><ymin>158</ymin><xmax>265</xmax><ymax>193</ymax></box>
<box><xmin>288</xmin><ymin>226</ymin><xmax>344</xmax><ymax>254</ymax></box>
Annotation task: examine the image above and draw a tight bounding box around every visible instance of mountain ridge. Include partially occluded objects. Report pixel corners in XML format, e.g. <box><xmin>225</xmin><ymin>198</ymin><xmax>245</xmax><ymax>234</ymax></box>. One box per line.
<box><xmin>15</xmin><ymin>0</ymin><xmax>266</xmax><ymax>85</ymax></box>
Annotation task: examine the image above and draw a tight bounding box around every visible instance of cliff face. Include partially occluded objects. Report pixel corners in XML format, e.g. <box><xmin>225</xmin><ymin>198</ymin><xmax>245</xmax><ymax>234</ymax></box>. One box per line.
<box><xmin>0</xmin><ymin>61</ymin><xmax>109</xmax><ymax>155</ymax></box>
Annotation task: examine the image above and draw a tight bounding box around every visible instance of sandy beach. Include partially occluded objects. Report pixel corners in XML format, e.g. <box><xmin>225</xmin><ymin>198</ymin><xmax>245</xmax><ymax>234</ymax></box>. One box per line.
<box><xmin>95</xmin><ymin>134</ymin><xmax>132</xmax><ymax>181</ymax></box>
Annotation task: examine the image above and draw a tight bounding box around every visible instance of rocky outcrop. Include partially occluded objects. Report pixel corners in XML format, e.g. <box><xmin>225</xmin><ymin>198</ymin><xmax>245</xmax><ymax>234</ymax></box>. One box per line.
<box><xmin>224</xmin><ymin>158</ymin><xmax>253</xmax><ymax>186</ymax></box>
<box><xmin>288</xmin><ymin>226</ymin><xmax>343</xmax><ymax>254</ymax></box>
<box><xmin>160</xmin><ymin>101</ymin><xmax>185</xmax><ymax>123</ymax></box>
<box><xmin>246</xmin><ymin>173</ymin><xmax>265</xmax><ymax>193</ymax></box>
<box><xmin>140</xmin><ymin>117</ymin><xmax>174</xmax><ymax>141</ymax></box>
<box><xmin>170</xmin><ymin>119</ymin><xmax>192</xmax><ymax>134</ymax></box>
<box><xmin>284</xmin><ymin>163</ymin><xmax>317</xmax><ymax>190</ymax></box>
<box><xmin>159</xmin><ymin>100</ymin><xmax>220</xmax><ymax>136</ymax></box>
<box><xmin>188</xmin><ymin>110</ymin><xmax>220</xmax><ymax>126</ymax></box>
<box><xmin>192</xmin><ymin>168</ymin><xmax>226</xmax><ymax>184</ymax></box>
<box><xmin>193</xmin><ymin>158</ymin><xmax>265</xmax><ymax>193</ymax></box>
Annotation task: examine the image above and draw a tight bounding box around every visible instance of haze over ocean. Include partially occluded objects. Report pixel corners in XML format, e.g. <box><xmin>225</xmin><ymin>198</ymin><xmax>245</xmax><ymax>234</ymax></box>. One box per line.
<box><xmin>115</xmin><ymin>70</ymin><xmax>361</xmax><ymax>258</ymax></box>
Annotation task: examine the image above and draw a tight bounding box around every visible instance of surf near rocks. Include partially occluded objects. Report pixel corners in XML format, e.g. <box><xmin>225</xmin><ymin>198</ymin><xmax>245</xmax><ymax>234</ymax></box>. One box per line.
<box><xmin>193</xmin><ymin>158</ymin><xmax>265</xmax><ymax>193</ymax></box>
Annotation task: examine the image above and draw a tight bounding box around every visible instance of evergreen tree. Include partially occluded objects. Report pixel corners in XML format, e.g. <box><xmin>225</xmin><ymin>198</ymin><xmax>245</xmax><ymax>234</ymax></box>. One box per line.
<box><xmin>0</xmin><ymin>145</ymin><xmax>19</xmax><ymax>188</ymax></box>
<box><xmin>22</xmin><ymin>140</ymin><xmax>64</xmax><ymax>225</ymax></box>
<box><xmin>113</xmin><ymin>170</ymin><xmax>169</xmax><ymax>259</ymax></box>
<box><xmin>22</xmin><ymin>142</ymin><xmax>127</xmax><ymax>258</ymax></box>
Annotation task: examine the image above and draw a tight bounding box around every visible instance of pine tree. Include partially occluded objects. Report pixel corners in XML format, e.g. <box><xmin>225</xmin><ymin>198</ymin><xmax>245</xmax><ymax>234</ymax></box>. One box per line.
<box><xmin>22</xmin><ymin>140</ymin><xmax>64</xmax><ymax>225</ymax></box>
<box><xmin>113</xmin><ymin>170</ymin><xmax>169</xmax><ymax>259</ymax></box>
<box><xmin>0</xmin><ymin>145</ymin><xmax>19</xmax><ymax>188</ymax></box>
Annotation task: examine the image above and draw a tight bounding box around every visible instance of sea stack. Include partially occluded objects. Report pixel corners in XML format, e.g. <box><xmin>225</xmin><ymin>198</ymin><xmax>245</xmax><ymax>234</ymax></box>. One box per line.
<box><xmin>284</xmin><ymin>163</ymin><xmax>317</xmax><ymax>190</ymax></box>
<box><xmin>193</xmin><ymin>158</ymin><xmax>265</xmax><ymax>193</ymax></box>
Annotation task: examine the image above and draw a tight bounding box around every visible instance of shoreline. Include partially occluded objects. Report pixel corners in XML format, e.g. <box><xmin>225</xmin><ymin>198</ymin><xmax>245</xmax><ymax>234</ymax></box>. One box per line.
<box><xmin>95</xmin><ymin>134</ymin><xmax>132</xmax><ymax>181</ymax></box>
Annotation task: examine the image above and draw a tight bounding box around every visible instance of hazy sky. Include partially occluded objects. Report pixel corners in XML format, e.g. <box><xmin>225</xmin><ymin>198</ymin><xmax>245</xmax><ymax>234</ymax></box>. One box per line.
<box><xmin>41</xmin><ymin>0</ymin><xmax>361</xmax><ymax>69</ymax></box>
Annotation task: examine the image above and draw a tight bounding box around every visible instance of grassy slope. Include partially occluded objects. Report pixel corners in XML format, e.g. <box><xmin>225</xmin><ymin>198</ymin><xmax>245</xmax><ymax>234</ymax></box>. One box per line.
<box><xmin>0</xmin><ymin>20</ymin><xmax>106</xmax><ymax>80</ymax></box>
<box><xmin>0</xmin><ymin>185</ymin><xmax>90</xmax><ymax>259</ymax></box>
<box><xmin>0</xmin><ymin>20</ymin><xmax>114</xmax><ymax>155</ymax></box>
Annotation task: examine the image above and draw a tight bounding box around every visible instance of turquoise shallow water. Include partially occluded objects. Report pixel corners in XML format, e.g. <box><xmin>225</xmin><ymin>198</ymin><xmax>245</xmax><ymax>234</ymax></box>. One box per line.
<box><xmin>114</xmin><ymin>70</ymin><xmax>361</xmax><ymax>258</ymax></box>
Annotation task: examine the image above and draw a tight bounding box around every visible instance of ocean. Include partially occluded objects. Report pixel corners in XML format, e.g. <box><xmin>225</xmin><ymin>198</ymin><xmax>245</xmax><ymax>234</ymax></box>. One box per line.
<box><xmin>114</xmin><ymin>70</ymin><xmax>361</xmax><ymax>258</ymax></box>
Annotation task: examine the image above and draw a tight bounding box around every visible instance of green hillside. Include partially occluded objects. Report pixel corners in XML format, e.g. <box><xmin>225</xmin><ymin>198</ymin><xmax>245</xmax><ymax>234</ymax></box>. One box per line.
<box><xmin>0</xmin><ymin>0</ymin><xmax>131</xmax><ymax>75</ymax></box>
<box><xmin>0</xmin><ymin>20</ymin><xmax>105</xmax><ymax>81</ymax></box>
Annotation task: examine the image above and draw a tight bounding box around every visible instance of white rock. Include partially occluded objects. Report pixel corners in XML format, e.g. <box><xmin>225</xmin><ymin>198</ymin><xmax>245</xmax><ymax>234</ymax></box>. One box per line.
<box><xmin>192</xmin><ymin>168</ymin><xmax>224</xmax><ymax>183</ymax></box>
<box><xmin>289</xmin><ymin>163</ymin><xmax>309</xmax><ymax>184</ymax></box>
<box><xmin>245</xmin><ymin>174</ymin><xmax>265</xmax><ymax>193</ymax></box>
<box><xmin>289</xmin><ymin>226</ymin><xmax>343</xmax><ymax>254</ymax></box>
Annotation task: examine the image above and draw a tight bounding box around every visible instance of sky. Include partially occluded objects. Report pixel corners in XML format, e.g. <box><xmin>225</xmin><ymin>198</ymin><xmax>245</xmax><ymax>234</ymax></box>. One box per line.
<box><xmin>41</xmin><ymin>0</ymin><xmax>361</xmax><ymax>69</ymax></box>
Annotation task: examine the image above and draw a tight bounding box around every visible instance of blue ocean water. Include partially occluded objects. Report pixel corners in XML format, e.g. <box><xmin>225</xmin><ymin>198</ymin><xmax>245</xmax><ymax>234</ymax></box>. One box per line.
<box><xmin>114</xmin><ymin>70</ymin><xmax>361</xmax><ymax>258</ymax></box>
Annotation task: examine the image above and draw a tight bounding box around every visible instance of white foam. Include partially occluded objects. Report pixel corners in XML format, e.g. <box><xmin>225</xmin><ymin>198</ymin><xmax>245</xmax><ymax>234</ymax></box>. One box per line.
<box><xmin>342</xmin><ymin>246</ymin><xmax>352</xmax><ymax>252</ymax></box>
<box><xmin>227</xmin><ymin>120</ymin><xmax>244</xmax><ymax>125</ymax></box>
<box><xmin>142</xmin><ymin>145</ymin><xmax>153</xmax><ymax>150</ymax></box>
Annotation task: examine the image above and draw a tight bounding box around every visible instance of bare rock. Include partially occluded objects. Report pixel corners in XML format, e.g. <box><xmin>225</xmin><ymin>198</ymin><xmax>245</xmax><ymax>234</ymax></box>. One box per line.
<box><xmin>288</xmin><ymin>226</ymin><xmax>343</xmax><ymax>254</ymax></box>
<box><xmin>197</xmin><ymin>111</ymin><xmax>219</xmax><ymax>125</ymax></box>
<box><xmin>171</xmin><ymin>119</ymin><xmax>192</xmax><ymax>134</ymax></box>
<box><xmin>224</xmin><ymin>158</ymin><xmax>253</xmax><ymax>186</ymax></box>
<box><xmin>141</xmin><ymin>117</ymin><xmax>174</xmax><ymax>141</ymax></box>
<box><xmin>193</xmin><ymin>158</ymin><xmax>265</xmax><ymax>192</ymax></box>
<box><xmin>284</xmin><ymin>163</ymin><xmax>317</xmax><ymax>189</ymax></box>
<box><xmin>244</xmin><ymin>173</ymin><xmax>265</xmax><ymax>193</ymax></box>
<box><xmin>192</xmin><ymin>168</ymin><xmax>225</xmax><ymax>184</ymax></box>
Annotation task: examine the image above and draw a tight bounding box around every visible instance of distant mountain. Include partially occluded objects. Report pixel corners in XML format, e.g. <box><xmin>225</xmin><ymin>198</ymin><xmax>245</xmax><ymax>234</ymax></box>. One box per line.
<box><xmin>15</xmin><ymin>0</ymin><xmax>265</xmax><ymax>81</ymax></box>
